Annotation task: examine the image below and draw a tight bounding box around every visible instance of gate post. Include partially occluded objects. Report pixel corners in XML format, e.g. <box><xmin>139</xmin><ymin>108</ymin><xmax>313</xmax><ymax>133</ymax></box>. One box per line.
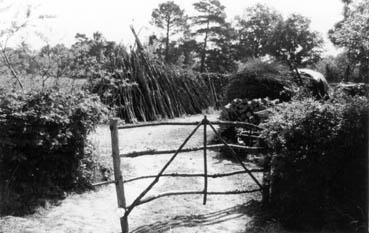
<box><xmin>110</xmin><ymin>118</ymin><xmax>128</xmax><ymax>233</ymax></box>
<box><xmin>262</xmin><ymin>155</ymin><xmax>271</xmax><ymax>207</ymax></box>
<box><xmin>203</xmin><ymin>116</ymin><xmax>208</xmax><ymax>205</ymax></box>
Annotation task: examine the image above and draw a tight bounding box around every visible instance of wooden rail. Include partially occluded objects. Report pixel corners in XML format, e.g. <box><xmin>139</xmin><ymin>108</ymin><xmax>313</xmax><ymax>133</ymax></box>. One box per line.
<box><xmin>131</xmin><ymin>188</ymin><xmax>262</xmax><ymax>208</ymax></box>
<box><xmin>118</xmin><ymin>120</ymin><xmax>262</xmax><ymax>130</ymax></box>
<box><xmin>92</xmin><ymin>169</ymin><xmax>265</xmax><ymax>187</ymax></box>
<box><xmin>108</xmin><ymin>116</ymin><xmax>268</xmax><ymax>233</ymax></box>
<box><xmin>120</xmin><ymin>144</ymin><xmax>264</xmax><ymax>158</ymax></box>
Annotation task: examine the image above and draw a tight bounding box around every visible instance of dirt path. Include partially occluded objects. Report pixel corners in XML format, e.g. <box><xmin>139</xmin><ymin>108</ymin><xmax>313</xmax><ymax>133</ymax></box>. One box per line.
<box><xmin>0</xmin><ymin>114</ymin><xmax>263</xmax><ymax>233</ymax></box>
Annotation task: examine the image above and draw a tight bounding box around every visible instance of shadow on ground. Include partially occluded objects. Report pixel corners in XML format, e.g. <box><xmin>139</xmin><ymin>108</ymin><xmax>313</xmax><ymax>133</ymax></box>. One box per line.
<box><xmin>130</xmin><ymin>200</ymin><xmax>261</xmax><ymax>233</ymax></box>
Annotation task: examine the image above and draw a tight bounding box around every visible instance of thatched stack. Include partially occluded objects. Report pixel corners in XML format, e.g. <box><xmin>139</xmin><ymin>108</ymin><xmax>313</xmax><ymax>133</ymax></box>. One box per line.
<box><xmin>89</xmin><ymin>50</ymin><xmax>228</xmax><ymax>122</ymax></box>
<box><xmin>225</xmin><ymin>60</ymin><xmax>294</xmax><ymax>103</ymax></box>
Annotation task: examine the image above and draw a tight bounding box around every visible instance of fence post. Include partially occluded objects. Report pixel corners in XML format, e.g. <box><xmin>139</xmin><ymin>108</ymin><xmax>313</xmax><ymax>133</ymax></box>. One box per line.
<box><xmin>203</xmin><ymin>116</ymin><xmax>208</xmax><ymax>205</ymax></box>
<box><xmin>262</xmin><ymin>155</ymin><xmax>271</xmax><ymax>207</ymax></box>
<box><xmin>109</xmin><ymin>118</ymin><xmax>128</xmax><ymax>233</ymax></box>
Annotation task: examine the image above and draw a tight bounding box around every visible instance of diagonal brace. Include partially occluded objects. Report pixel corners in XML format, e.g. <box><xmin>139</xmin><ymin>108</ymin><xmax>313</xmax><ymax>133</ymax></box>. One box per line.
<box><xmin>207</xmin><ymin>122</ymin><xmax>263</xmax><ymax>190</ymax></box>
<box><xmin>123</xmin><ymin>121</ymin><xmax>203</xmax><ymax>218</ymax></box>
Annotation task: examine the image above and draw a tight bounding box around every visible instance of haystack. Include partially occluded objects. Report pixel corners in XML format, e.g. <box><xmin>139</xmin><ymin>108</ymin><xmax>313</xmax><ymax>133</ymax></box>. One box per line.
<box><xmin>225</xmin><ymin>61</ymin><xmax>294</xmax><ymax>103</ymax></box>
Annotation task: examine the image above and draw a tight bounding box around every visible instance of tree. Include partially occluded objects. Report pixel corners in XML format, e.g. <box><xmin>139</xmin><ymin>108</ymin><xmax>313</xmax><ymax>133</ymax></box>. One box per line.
<box><xmin>235</xmin><ymin>4</ymin><xmax>283</xmax><ymax>60</ymax></box>
<box><xmin>36</xmin><ymin>44</ymin><xmax>72</xmax><ymax>87</ymax></box>
<box><xmin>0</xmin><ymin>1</ymin><xmax>54</xmax><ymax>90</ymax></box>
<box><xmin>151</xmin><ymin>1</ymin><xmax>186</xmax><ymax>62</ymax></box>
<box><xmin>329</xmin><ymin>0</ymin><xmax>369</xmax><ymax>82</ymax></box>
<box><xmin>270</xmin><ymin>14</ymin><xmax>323</xmax><ymax>70</ymax></box>
<box><xmin>0</xmin><ymin>2</ymin><xmax>32</xmax><ymax>90</ymax></box>
<box><xmin>205</xmin><ymin>22</ymin><xmax>237</xmax><ymax>73</ymax></box>
<box><xmin>192</xmin><ymin>0</ymin><xmax>227</xmax><ymax>72</ymax></box>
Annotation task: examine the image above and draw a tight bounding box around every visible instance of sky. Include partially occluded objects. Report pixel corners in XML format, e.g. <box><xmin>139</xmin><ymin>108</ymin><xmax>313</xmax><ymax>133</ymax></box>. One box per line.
<box><xmin>2</xmin><ymin>0</ymin><xmax>344</xmax><ymax>55</ymax></box>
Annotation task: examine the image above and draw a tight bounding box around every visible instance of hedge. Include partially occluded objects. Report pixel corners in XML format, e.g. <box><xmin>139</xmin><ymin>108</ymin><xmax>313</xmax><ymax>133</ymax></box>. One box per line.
<box><xmin>0</xmin><ymin>89</ymin><xmax>107</xmax><ymax>215</ymax></box>
<box><xmin>261</xmin><ymin>95</ymin><xmax>368</xmax><ymax>232</ymax></box>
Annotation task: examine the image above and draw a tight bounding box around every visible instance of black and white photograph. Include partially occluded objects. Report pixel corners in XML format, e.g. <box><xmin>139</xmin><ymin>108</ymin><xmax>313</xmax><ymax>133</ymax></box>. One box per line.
<box><xmin>0</xmin><ymin>0</ymin><xmax>368</xmax><ymax>232</ymax></box>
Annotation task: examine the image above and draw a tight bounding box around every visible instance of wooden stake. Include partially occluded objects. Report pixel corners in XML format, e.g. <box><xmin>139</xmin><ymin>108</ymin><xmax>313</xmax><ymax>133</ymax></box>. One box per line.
<box><xmin>110</xmin><ymin>118</ymin><xmax>127</xmax><ymax>208</ymax></box>
<box><xmin>262</xmin><ymin>155</ymin><xmax>272</xmax><ymax>207</ymax></box>
<box><xmin>203</xmin><ymin>116</ymin><xmax>208</xmax><ymax>205</ymax></box>
<box><xmin>110</xmin><ymin>118</ymin><xmax>128</xmax><ymax>233</ymax></box>
<box><xmin>120</xmin><ymin>216</ymin><xmax>129</xmax><ymax>233</ymax></box>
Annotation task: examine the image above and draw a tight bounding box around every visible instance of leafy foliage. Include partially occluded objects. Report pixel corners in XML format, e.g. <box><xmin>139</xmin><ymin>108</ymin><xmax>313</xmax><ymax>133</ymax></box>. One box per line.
<box><xmin>261</xmin><ymin>96</ymin><xmax>368</xmax><ymax>231</ymax></box>
<box><xmin>329</xmin><ymin>0</ymin><xmax>369</xmax><ymax>82</ymax></box>
<box><xmin>235</xmin><ymin>4</ymin><xmax>282</xmax><ymax>59</ymax></box>
<box><xmin>0</xmin><ymin>89</ymin><xmax>107</xmax><ymax>215</ymax></box>
<box><xmin>235</xmin><ymin>4</ymin><xmax>323</xmax><ymax>70</ymax></box>
<box><xmin>270</xmin><ymin>14</ymin><xmax>323</xmax><ymax>67</ymax></box>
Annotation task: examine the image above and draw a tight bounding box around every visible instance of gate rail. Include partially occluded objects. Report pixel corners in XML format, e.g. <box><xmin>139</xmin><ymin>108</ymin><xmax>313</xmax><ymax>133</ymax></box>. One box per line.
<box><xmin>98</xmin><ymin>116</ymin><xmax>270</xmax><ymax>233</ymax></box>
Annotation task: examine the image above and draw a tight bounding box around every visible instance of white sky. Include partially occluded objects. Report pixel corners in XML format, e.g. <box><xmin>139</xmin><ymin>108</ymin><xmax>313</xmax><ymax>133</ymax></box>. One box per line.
<box><xmin>4</xmin><ymin>0</ymin><xmax>344</xmax><ymax>55</ymax></box>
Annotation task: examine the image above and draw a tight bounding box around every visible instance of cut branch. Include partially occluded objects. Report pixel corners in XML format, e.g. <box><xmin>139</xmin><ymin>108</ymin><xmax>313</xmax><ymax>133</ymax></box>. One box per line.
<box><xmin>120</xmin><ymin>144</ymin><xmax>264</xmax><ymax>158</ymax></box>
<box><xmin>118</xmin><ymin>121</ymin><xmax>201</xmax><ymax>129</ymax></box>
<box><xmin>124</xmin><ymin>169</ymin><xmax>265</xmax><ymax>183</ymax></box>
<box><xmin>1</xmin><ymin>50</ymin><xmax>23</xmax><ymax>90</ymax></box>
<box><xmin>129</xmin><ymin>189</ymin><xmax>262</xmax><ymax>207</ymax></box>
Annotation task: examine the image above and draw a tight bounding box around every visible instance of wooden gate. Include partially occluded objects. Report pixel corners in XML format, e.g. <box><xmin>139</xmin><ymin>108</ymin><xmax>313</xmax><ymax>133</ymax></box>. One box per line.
<box><xmin>97</xmin><ymin>116</ymin><xmax>270</xmax><ymax>233</ymax></box>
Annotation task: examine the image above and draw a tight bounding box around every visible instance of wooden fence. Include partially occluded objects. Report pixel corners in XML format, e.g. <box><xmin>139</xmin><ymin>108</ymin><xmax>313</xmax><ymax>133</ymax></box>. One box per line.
<box><xmin>96</xmin><ymin>116</ymin><xmax>270</xmax><ymax>233</ymax></box>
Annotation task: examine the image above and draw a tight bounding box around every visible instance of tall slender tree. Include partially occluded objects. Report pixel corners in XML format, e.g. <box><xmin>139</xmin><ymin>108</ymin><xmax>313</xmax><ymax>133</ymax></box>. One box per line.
<box><xmin>151</xmin><ymin>1</ymin><xmax>186</xmax><ymax>62</ymax></box>
<box><xmin>192</xmin><ymin>0</ymin><xmax>227</xmax><ymax>72</ymax></box>
<box><xmin>329</xmin><ymin>0</ymin><xmax>369</xmax><ymax>82</ymax></box>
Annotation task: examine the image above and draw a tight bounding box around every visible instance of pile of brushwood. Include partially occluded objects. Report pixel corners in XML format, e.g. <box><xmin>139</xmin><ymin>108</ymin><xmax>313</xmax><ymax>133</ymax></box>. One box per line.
<box><xmin>87</xmin><ymin>49</ymin><xmax>228</xmax><ymax>123</ymax></box>
<box><xmin>219</xmin><ymin>98</ymin><xmax>278</xmax><ymax>144</ymax></box>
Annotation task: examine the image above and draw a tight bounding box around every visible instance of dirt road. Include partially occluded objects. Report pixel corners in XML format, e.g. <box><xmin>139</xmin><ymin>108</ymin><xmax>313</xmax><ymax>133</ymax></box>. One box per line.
<box><xmin>0</xmin><ymin>114</ymin><xmax>263</xmax><ymax>233</ymax></box>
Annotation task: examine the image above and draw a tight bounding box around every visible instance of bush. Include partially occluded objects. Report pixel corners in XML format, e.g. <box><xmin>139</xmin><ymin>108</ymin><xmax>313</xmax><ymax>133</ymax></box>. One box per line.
<box><xmin>261</xmin><ymin>96</ymin><xmax>368</xmax><ymax>231</ymax></box>
<box><xmin>0</xmin><ymin>89</ymin><xmax>107</xmax><ymax>215</ymax></box>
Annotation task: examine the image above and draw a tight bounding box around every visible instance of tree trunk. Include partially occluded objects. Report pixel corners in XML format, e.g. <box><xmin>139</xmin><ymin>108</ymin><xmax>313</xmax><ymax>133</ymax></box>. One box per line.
<box><xmin>165</xmin><ymin>17</ymin><xmax>170</xmax><ymax>63</ymax></box>
<box><xmin>200</xmin><ymin>20</ymin><xmax>210</xmax><ymax>73</ymax></box>
<box><xmin>1</xmin><ymin>50</ymin><xmax>23</xmax><ymax>90</ymax></box>
<box><xmin>359</xmin><ymin>57</ymin><xmax>369</xmax><ymax>83</ymax></box>
<box><xmin>344</xmin><ymin>64</ymin><xmax>351</xmax><ymax>82</ymax></box>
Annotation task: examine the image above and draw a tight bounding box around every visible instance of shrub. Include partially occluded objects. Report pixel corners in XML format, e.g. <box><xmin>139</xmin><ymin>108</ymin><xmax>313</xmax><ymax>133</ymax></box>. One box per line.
<box><xmin>0</xmin><ymin>89</ymin><xmax>107</xmax><ymax>215</ymax></box>
<box><xmin>261</xmin><ymin>96</ymin><xmax>368</xmax><ymax>231</ymax></box>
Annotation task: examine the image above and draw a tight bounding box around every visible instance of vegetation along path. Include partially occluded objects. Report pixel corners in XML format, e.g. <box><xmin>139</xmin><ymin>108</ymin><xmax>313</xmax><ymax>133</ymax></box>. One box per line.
<box><xmin>0</xmin><ymin>114</ymin><xmax>263</xmax><ymax>233</ymax></box>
